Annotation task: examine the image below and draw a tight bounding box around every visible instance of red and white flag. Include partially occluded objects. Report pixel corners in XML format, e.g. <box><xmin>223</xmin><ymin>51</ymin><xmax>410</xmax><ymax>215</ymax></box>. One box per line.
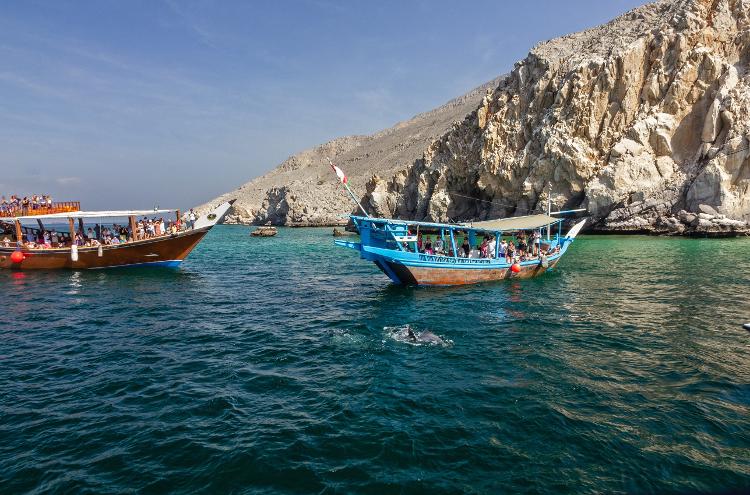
<box><xmin>330</xmin><ymin>162</ymin><xmax>347</xmax><ymax>184</ymax></box>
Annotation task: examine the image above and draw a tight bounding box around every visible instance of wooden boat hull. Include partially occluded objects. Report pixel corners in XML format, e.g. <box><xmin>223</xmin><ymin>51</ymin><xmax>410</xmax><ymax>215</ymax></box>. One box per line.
<box><xmin>335</xmin><ymin>235</ymin><xmax>575</xmax><ymax>287</ymax></box>
<box><xmin>0</xmin><ymin>228</ymin><xmax>209</xmax><ymax>270</ymax></box>
<box><xmin>380</xmin><ymin>257</ymin><xmax>562</xmax><ymax>286</ymax></box>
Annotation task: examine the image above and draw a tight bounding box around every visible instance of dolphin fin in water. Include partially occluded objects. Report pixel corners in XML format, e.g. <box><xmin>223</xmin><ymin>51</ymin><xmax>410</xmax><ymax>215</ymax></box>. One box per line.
<box><xmin>386</xmin><ymin>325</ymin><xmax>452</xmax><ymax>346</ymax></box>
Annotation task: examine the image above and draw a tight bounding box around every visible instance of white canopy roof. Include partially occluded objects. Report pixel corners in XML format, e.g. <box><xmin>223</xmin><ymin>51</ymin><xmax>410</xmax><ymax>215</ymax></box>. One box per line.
<box><xmin>11</xmin><ymin>209</ymin><xmax>174</xmax><ymax>221</ymax></box>
<box><xmin>468</xmin><ymin>214</ymin><xmax>558</xmax><ymax>231</ymax></box>
<box><xmin>354</xmin><ymin>213</ymin><xmax>559</xmax><ymax>232</ymax></box>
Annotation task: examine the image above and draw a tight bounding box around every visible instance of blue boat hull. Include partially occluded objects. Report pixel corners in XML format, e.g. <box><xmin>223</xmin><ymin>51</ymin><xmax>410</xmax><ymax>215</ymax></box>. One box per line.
<box><xmin>336</xmin><ymin>241</ymin><xmax>566</xmax><ymax>286</ymax></box>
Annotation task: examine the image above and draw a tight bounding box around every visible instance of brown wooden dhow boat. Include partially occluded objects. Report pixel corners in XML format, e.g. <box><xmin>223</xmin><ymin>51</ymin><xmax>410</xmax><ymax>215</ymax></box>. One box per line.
<box><xmin>0</xmin><ymin>201</ymin><xmax>234</xmax><ymax>270</ymax></box>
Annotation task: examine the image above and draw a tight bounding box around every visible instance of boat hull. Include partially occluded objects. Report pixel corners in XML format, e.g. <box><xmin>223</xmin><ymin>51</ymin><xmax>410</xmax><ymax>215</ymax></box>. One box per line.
<box><xmin>0</xmin><ymin>228</ymin><xmax>209</xmax><ymax>270</ymax></box>
<box><xmin>380</xmin><ymin>257</ymin><xmax>562</xmax><ymax>286</ymax></box>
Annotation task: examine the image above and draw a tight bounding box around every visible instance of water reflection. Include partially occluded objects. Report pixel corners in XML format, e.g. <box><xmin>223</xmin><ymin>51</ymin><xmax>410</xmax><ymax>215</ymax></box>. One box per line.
<box><xmin>1</xmin><ymin>229</ymin><xmax>749</xmax><ymax>494</ymax></box>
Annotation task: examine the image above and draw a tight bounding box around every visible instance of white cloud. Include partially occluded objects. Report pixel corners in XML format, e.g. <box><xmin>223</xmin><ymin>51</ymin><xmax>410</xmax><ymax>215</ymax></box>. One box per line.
<box><xmin>56</xmin><ymin>177</ymin><xmax>81</xmax><ymax>186</ymax></box>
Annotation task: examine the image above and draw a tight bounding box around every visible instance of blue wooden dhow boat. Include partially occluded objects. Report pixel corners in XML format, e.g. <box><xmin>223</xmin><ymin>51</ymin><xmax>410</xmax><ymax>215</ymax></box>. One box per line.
<box><xmin>335</xmin><ymin>214</ymin><xmax>586</xmax><ymax>286</ymax></box>
<box><xmin>328</xmin><ymin>159</ymin><xmax>586</xmax><ymax>286</ymax></box>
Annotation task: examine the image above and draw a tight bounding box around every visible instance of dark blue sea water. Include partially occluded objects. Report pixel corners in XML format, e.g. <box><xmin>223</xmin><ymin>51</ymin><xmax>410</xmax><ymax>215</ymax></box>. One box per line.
<box><xmin>1</xmin><ymin>226</ymin><xmax>749</xmax><ymax>494</ymax></box>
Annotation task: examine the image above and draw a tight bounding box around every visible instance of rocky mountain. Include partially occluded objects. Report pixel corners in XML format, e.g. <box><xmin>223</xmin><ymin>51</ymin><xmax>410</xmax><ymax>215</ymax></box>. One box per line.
<box><xmin>205</xmin><ymin>0</ymin><xmax>750</xmax><ymax>235</ymax></box>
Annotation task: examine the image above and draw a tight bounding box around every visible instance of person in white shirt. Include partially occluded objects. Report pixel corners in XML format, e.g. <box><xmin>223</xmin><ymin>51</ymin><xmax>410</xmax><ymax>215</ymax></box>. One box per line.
<box><xmin>487</xmin><ymin>236</ymin><xmax>496</xmax><ymax>259</ymax></box>
<box><xmin>532</xmin><ymin>230</ymin><xmax>541</xmax><ymax>256</ymax></box>
<box><xmin>188</xmin><ymin>209</ymin><xmax>197</xmax><ymax>230</ymax></box>
<box><xmin>434</xmin><ymin>237</ymin><xmax>444</xmax><ymax>254</ymax></box>
<box><xmin>499</xmin><ymin>239</ymin><xmax>507</xmax><ymax>260</ymax></box>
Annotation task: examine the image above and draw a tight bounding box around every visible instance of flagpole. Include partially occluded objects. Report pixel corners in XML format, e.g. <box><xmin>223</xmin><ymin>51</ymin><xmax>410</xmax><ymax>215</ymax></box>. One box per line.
<box><xmin>327</xmin><ymin>157</ymin><xmax>370</xmax><ymax>218</ymax></box>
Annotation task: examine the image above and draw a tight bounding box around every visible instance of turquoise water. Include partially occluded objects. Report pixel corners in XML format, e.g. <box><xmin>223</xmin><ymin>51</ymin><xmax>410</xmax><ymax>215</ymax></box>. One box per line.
<box><xmin>1</xmin><ymin>226</ymin><xmax>749</xmax><ymax>493</ymax></box>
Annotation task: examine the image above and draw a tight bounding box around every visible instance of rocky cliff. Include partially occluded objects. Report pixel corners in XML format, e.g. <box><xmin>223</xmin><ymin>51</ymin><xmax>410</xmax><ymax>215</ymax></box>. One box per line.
<box><xmin>205</xmin><ymin>0</ymin><xmax>750</xmax><ymax>235</ymax></box>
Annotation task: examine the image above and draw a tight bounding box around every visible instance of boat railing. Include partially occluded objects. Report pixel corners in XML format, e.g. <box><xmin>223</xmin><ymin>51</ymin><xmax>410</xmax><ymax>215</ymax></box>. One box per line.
<box><xmin>0</xmin><ymin>201</ymin><xmax>81</xmax><ymax>218</ymax></box>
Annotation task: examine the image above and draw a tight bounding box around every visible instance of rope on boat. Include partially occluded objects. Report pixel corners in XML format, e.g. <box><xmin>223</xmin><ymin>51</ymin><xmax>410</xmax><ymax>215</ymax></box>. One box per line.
<box><xmin>728</xmin><ymin>146</ymin><xmax>749</xmax><ymax>157</ymax></box>
<box><xmin>447</xmin><ymin>192</ymin><xmax>546</xmax><ymax>214</ymax></box>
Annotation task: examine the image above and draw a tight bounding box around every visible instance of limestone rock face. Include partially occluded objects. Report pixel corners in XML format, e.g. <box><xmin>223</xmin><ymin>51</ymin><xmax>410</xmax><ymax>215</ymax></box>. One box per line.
<box><xmin>360</xmin><ymin>0</ymin><xmax>750</xmax><ymax>235</ymax></box>
<box><xmin>203</xmin><ymin>0</ymin><xmax>750</xmax><ymax>235</ymax></box>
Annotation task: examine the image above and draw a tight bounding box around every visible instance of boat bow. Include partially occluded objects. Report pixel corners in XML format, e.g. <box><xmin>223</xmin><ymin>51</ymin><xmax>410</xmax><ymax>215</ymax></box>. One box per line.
<box><xmin>194</xmin><ymin>200</ymin><xmax>235</xmax><ymax>230</ymax></box>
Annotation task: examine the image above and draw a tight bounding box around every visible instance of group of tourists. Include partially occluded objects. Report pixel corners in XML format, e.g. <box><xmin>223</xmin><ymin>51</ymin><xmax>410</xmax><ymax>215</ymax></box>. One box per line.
<box><xmin>1</xmin><ymin>213</ymin><xmax>194</xmax><ymax>250</ymax></box>
<box><xmin>414</xmin><ymin>229</ymin><xmax>560</xmax><ymax>263</ymax></box>
<box><xmin>0</xmin><ymin>195</ymin><xmax>53</xmax><ymax>215</ymax></box>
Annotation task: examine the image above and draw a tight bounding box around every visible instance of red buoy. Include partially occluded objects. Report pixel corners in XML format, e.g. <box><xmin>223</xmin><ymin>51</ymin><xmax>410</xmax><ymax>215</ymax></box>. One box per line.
<box><xmin>10</xmin><ymin>251</ymin><xmax>25</xmax><ymax>264</ymax></box>
<box><xmin>511</xmin><ymin>263</ymin><xmax>521</xmax><ymax>273</ymax></box>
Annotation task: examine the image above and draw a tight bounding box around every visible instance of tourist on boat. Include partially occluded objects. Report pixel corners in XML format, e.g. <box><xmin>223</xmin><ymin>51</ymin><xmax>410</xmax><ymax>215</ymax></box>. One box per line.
<box><xmin>434</xmin><ymin>236</ymin><xmax>444</xmax><ymax>254</ymax></box>
<box><xmin>461</xmin><ymin>238</ymin><xmax>471</xmax><ymax>257</ymax></box>
<box><xmin>498</xmin><ymin>239</ymin><xmax>507</xmax><ymax>260</ymax></box>
<box><xmin>517</xmin><ymin>233</ymin><xmax>528</xmax><ymax>257</ymax></box>
<box><xmin>0</xmin><ymin>194</ymin><xmax>54</xmax><ymax>216</ymax></box>
<box><xmin>506</xmin><ymin>241</ymin><xmax>516</xmax><ymax>263</ymax></box>
<box><xmin>424</xmin><ymin>238</ymin><xmax>433</xmax><ymax>255</ymax></box>
<box><xmin>188</xmin><ymin>209</ymin><xmax>197</xmax><ymax>230</ymax></box>
<box><xmin>532</xmin><ymin>230</ymin><xmax>541</xmax><ymax>256</ymax></box>
<box><xmin>487</xmin><ymin>236</ymin><xmax>496</xmax><ymax>259</ymax></box>
<box><xmin>2</xmin><ymin>236</ymin><xmax>11</xmax><ymax>247</ymax></box>
<box><xmin>480</xmin><ymin>238</ymin><xmax>489</xmax><ymax>258</ymax></box>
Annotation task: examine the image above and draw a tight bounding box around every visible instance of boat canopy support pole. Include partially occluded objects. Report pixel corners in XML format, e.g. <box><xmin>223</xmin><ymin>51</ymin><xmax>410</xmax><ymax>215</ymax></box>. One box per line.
<box><xmin>129</xmin><ymin>216</ymin><xmax>137</xmax><ymax>242</ymax></box>
<box><xmin>384</xmin><ymin>223</ymin><xmax>406</xmax><ymax>252</ymax></box>
<box><xmin>68</xmin><ymin>218</ymin><xmax>75</xmax><ymax>244</ymax></box>
<box><xmin>449</xmin><ymin>228</ymin><xmax>457</xmax><ymax>257</ymax></box>
<box><xmin>15</xmin><ymin>220</ymin><xmax>22</xmax><ymax>244</ymax></box>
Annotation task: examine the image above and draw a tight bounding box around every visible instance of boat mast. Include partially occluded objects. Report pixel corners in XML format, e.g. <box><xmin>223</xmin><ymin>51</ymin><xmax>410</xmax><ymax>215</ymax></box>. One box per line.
<box><xmin>327</xmin><ymin>158</ymin><xmax>370</xmax><ymax>218</ymax></box>
<box><xmin>546</xmin><ymin>182</ymin><xmax>552</xmax><ymax>241</ymax></box>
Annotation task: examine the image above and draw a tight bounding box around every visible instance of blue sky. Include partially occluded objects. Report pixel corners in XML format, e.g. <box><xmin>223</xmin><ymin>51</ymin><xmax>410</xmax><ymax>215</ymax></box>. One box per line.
<box><xmin>0</xmin><ymin>0</ymin><xmax>646</xmax><ymax>210</ymax></box>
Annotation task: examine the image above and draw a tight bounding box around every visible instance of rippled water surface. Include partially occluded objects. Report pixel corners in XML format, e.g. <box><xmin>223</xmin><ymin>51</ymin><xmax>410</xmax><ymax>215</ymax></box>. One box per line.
<box><xmin>2</xmin><ymin>226</ymin><xmax>749</xmax><ymax>494</ymax></box>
